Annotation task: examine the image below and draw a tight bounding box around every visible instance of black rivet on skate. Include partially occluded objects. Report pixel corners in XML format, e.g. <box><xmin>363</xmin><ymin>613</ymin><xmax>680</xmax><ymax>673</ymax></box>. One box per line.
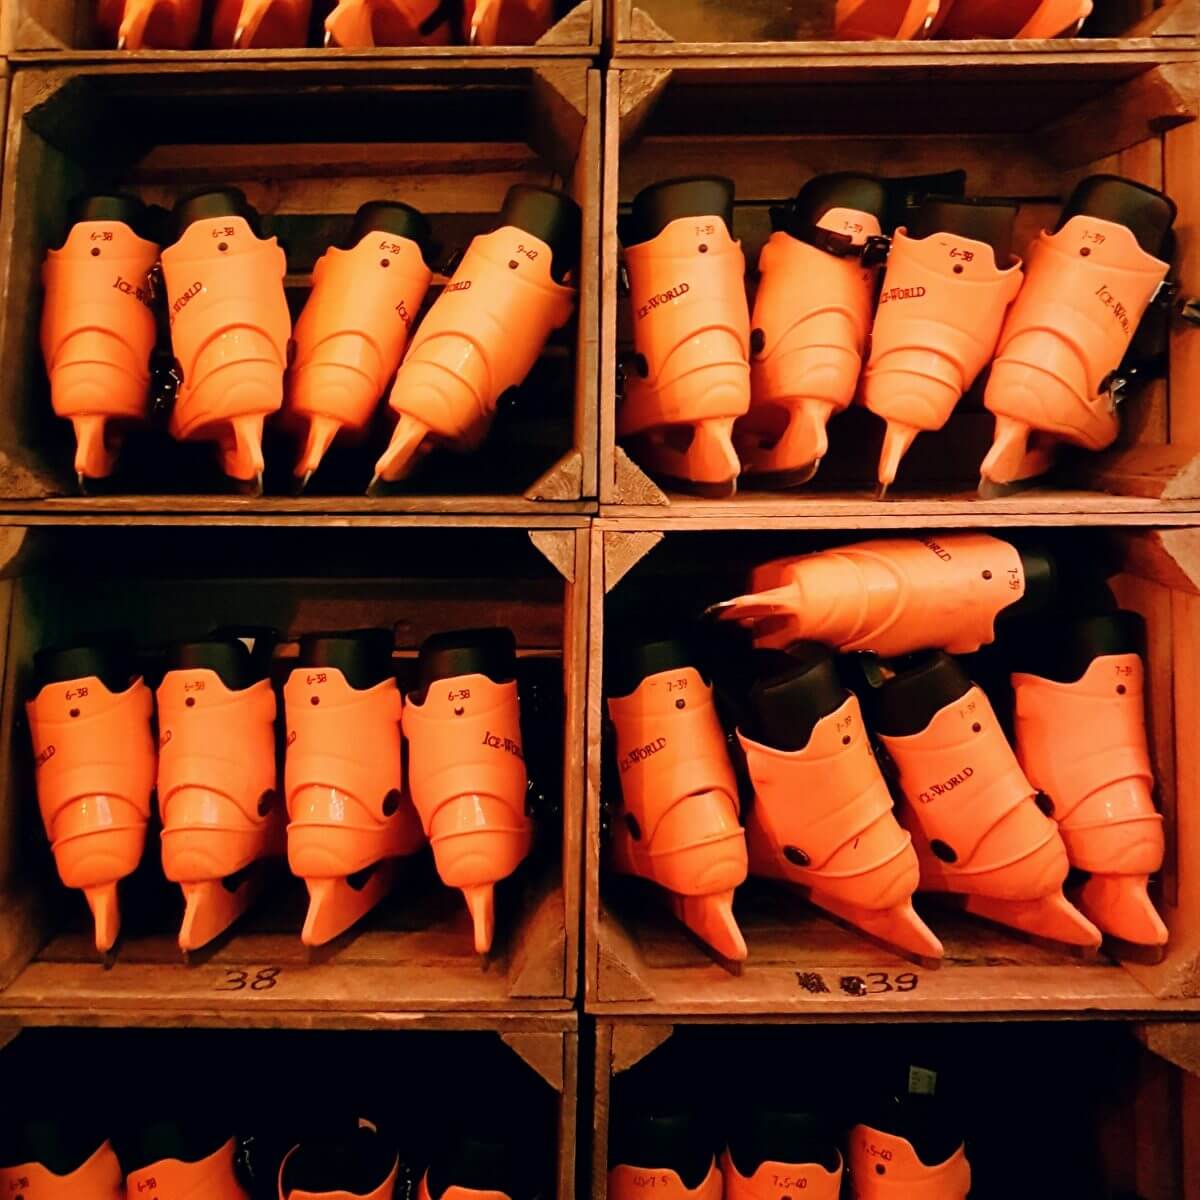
<box><xmin>258</xmin><ymin>790</ymin><xmax>275</xmax><ymax>816</ymax></box>
<box><xmin>69</xmin><ymin>707</ymin><xmax>80</xmax><ymax>718</ymax></box>
<box><xmin>90</xmin><ymin>247</ymin><xmax>100</xmax><ymax>257</ymax></box>
<box><xmin>454</xmin><ymin>706</ymin><xmax>465</xmax><ymax>716</ymax></box>
<box><xmin>972</xmin><ymin>722</ymin><xmax>981</xmax><ymax>733</ymax></box>
<box><xmin>698</xmin><ymin>244</ymin><xmax>709</xmax><ymax>254</ymax></box>
<box><xmin>875</xmin><ymin>1165</ymin><xmax>886</xmax><ymax>1176</ymax></box>
<box><xmin>509</xmin><ymin>260</ymin><xmax>519</xmax><ymax>270</ymax></box>
<box><xmin>1080</xmin><ymin>247</ymin><xmax>1091</xmax><ymax>257</ymax></box>
<box><xmin>750</xmin><ymin>329</ymin><xmax>765</xmax><ymax>355</ymax></box>
<box><xmin>931</xmin><ymin>839</ymin><xmax>957</xmax><ymax>863</ymax></box>
<box><xmin>953</xmin><ymin>264</ymin><xmax>963</xmax><ymax>274</ymax></box>
<box><xmin>626</xmin><ymin>813</ymin><xmax>641</xmax><ymax>840</ymax></box>
<box><xmin>380</xmin><ymin>258</ymin><xmax>390</xmax><ymax>268</ymax></box>
<box><xmin>1035</xmin><ymin>792</ymin><xmax>1055</xmax><ymax>817</ymax></box>
<box><xmin>675</xmin><ymin>698</ymin><xmax>686</xmax><ymax>709</ymax></box>
<box><xmin>982</xmin><ymin>570</ymin><xmax>992</xmax><ymax>580</ymax></box>
<box><xmin>185</xmin><ymin>697</ymin><xmax>196</xmax><ymax>708</ymax></box>
<box><xmin>1117</xmin><ymin>684</ymin><xmax>1127</xmax><ymax>695</ymax></box>
<box><xmin>218</xmin><ymin>242</ymin><xmax>229</xmax><ymax>252</ymax></box>
<box><xmin>842</xmin><ymin>735</ymin><xmax>851</xmax><ymax>745</ymax></box>
<box><xmin>382</xmin><ymin>789</ymin><xmax>401</xmax><ymax>816</ymax></box>
<box><xmin>310</xmin><ymin>696</ymin><xmax>320</xmax><ymax>706</ymax></box>
<box><xmin>783</xmin><ymin>846</ymin><xmax>810</xmax><ymax>867</ymax></box>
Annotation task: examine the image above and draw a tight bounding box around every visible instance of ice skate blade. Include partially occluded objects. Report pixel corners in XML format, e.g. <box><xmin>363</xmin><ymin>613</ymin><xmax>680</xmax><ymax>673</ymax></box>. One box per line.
<box><xmin>978</xmin><ymin>474</ymin><xmax>1047</xmax><ymax>500</ymax></box>
<box><xmin>874</xmin><ymin>481</ymin><xmax>890</xmax><ymax>502</ymax></box>
<box><xmin>462</xmin><ymin>884</ymin><xmax>496</xmax><ymax>955</ymax></box>
<box><xmin>178</xmin><ymin>869</ymin><xmax>269</xmax><ymax>954</ymax></box>
<box><xmin>812</xmin><ymin>892</ymin><xmax>945</xmax><ymax>964</ymax></box>
<box><xmin>85</xmin><ymin>882</ymin><xmax>121</xmax><ymax>956</ymax></box>
<box><xmin>116</xmin><ymin>32</ymin><xmax>127</xmax><ymax>47</ymax></box>
<box><xmin>959</xmin><ymin>890</ymin><xmax>1102</xmax><ymax>949</ymax></box>
<box><xmin>300</xmin><ymin>862</ymin><xmax>397</xmax><ymax>946</ymax></box>
<box><xmin>1077</xmin><ymin>873</ymin><xmax>1168</xmax><ymax>949</ymax></box>
<box><xmin>669</xmin><ymin>890</ymin><xmax>748</xmax><ymax>963</ymax></box>
<box><xmin>740</xmin><ymin>460</ymin><xmax>821</xmax><ymax>491</ymax></box>
<box><xmin>372</xmin><ymin>415</ymin><xmax>432</xmax><ymax>487</ymax></box>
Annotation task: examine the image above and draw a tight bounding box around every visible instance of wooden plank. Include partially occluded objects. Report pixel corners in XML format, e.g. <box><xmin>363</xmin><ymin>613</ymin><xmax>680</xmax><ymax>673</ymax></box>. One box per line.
<box><xmin>1135</xmin><ymin>1020</ymin><xmax>1200</xmax><ymax>1076</ymax></box>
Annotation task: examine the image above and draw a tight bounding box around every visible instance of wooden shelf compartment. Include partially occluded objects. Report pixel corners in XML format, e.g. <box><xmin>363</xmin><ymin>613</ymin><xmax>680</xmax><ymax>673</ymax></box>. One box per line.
<box><xmin>610</xmin><ymin>0</ymin><xmax>1198</xmax><ymax>57</ymax></box>
<box><xmin>0</xmin><ymin>60</ymin><xmax>600</xmax><ymax>515</ymax></box>
<box><xmin>4</xmin><ymin>0</ymin><xmax>598</xmax><ymax>60</ymax></box>
<box><xmin>601</xmin><ymin>57</ymin><xmax>1200</xmax><ymax>516</ymax></box>
<box><xmin>0</xmin><ymin>1017</ymin><xmax>579</xmax><ymax>1200</ymax></box>
<box><xmin>585</xmin><ymin>523</ymin><xmax>1200</xmax><ymax>1016</ymax></box>
<box><xmin>0</xmin><ymin>521</ymin><xmax>588</xmax><ymax>1019</ymax></box>
<box><xmin>591</xmin><ymin>1019</ymin><xmax>1200</xmax><ymax>1200</ymax></box>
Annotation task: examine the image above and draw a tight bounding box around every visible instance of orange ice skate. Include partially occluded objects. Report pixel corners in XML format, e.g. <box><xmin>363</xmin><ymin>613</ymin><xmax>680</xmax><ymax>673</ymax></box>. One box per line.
<box><xmin>286</xmin><ymin>201</ymin><xmax>433</xmax><ymax>486</ymax></box>
<box><xmin>835</xmin><ymin>0</ymin><xmax>939</xmax><ymax>39</ymax></box>
<box><xmin>372</xmin><ymin>185</ymin><xmax>579</xmax><ymax>488</ymax></box>
<box><xmin>0</xmin><ymin>1132</ymin><xmax>123</xmax><ymax>1200</ymax></box>
<box><xmin>324</xmin><ymin>0</ymin><xmax>452</xmax><ymax>47</ymax></box>
<box><xmin>981</xmin><ymin>175</ymin><xmax>1175</xmax><ymax>490</ymax></box>
<box><xmin>618</xmin><ymin>177</ymin><xmax>751</xmax><ymax>496</ymax></box>
<box><xmin>284</xmin><ymin>630</ymin><xmax>424</xmax><ymax>945</ymax></box>
<box><xmin>126</xmin><ymin>1134</ymin><xmax>248</xmax><ymax>1200</ymax></box>
<box><xmin>463</xmin><ymin>0</ymin><xmax>554</xmax><ymax>43</ymax></box>
<box><xmin>931</xmin><ymin>0</ymin><xmax>1090</xmax><ymax>38</ymax></box>
<box><xmin>41</xmin><ymin>195</ymin><xmax>162</xmax><ymax>486</ymax></box>
<box><xmin>722</xmin><ymin>1109</ymin><xmax>843</xmax><ymax>1200</ymax></box>
<box><xmin>27</xmin><ymin>643</ymin><xmax>156</xmax><ymax>954</ymax></box>
<box><xmin>606</xmin><ymin>637</ymin><xmax>748</xmax><ymax>962</ymax></box>
<box><xmin>862</xmin><ymin>197</ymin><xmax>1022</xmax><ymax>495</ymax></box>
<box><xmin>848</xmin><ymin>1100</ymin><xmax>970</xmax><ymax>1200</ymax></box>
<box><xmin>278</xmin><ymin>1125</ymin><xmax>398</xmax><ymax>1200</ymax></box>
<box><xmin>211</xmin><ymin>0</ymin><xmax>311</xmax><ymax>45</ymax></box>
<box><xmin>97</xmin><ymin>0</ymin><xmax>203</xmax><ymax>46</ymax></box>
<box><xmin>864</xmin><ymin>652</ymin><xmax>1101</xmax><ymax>947</ymax></box>
<box><xmin>403</xmin><ymin>628</ymin><xmax>532</xmax><ymax>954</ymax></box>
<box><xmin>738</xmin><ymin>647</ymin><xmax>942</xmax><ymax>961</ymax></box>
<box><xmin>161</xmin><ymin>189</ymin><xmax>290</xmax><ymax>488</ymax></box>
<box><xmin>419</xmin><ymin>1133</ymin><xmax>528</xmax><ymax>1200</ymax></box>
<box><xmin>711</xmin><ymin>533</ymin><xmax>1055</xmax><ymax>658</ymax></box>
<box><xmin>736</xmin><ymin>173</ymin><xmax>889</xmax><ymax>487</ymax></box>
<box><xmin>1011</xmin><ymin>613</ymin><xmax>1167</xmax><ymax>946</ymax></box>
<box><xmin>610</xmin><ymin>1111</ymin><xmax>722</xmax><ymax>1200</ymax></box>
<box><xmin>157</xmin><ymin>631</ymin><xmax>283</xmax><ymax>952</ymax></box>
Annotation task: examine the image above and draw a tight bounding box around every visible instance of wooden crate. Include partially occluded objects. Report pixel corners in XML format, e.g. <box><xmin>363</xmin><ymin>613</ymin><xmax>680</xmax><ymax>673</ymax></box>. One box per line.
<box><xmin>601</xmin><ymin>58</ymin><xmax>1200</xmax><ymax>519</ymax></box>
<box><xmin>0</xmin><ymin>518</ymin><xmax>589</xmax><ymax>1019</ymax></box>
<box><xmin>591</xmin><ymin>1019</ymin><xmax>1200</xmax><ymax>1200</ymax></box>
<box><xmin>0</xmin><ymin>1017</ymin><xmax>579</xmax><ymax>1200</ymax></box>
<box><xmin>585</xmin><ymin>520</ymin><xmax>1200</xmax><ymax>1015</ymax></box>
<box><xmin>0</xmin><ymin>61</ymin><xmax>600</xmax><ymax>515</ymax></box>
<box><xmin>610</xmin><ymin>0</ymin><xmax>1199</xmax><ymax>56</ymax></box>
<box><xmin>6</xmin><ymin>0</ymin><xmax>598</xmax><ymax>58</ymax></box>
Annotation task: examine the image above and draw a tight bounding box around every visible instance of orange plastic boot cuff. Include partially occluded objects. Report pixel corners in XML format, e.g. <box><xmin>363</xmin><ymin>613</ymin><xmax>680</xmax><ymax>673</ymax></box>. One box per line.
<box><xmin>126</xmin><ymin>1139</ymin><xmax>249</xmax><ymax>1200</ymax></box>
<box><xmin>721</xmin><ymin>1150</ymin><xmax>842</xmax><ymax>1200</ymax></box>
<box><xmin>0</xmin><ymin>1141</ymin><xmax>124</xmax><ymax>1200</ymax></box>
<box><xmin>835</xmin><ymin>0</ymin><xmax>940</xmax><ymax>40</ymax></box>
<box><xmin>848</xmin><ymin>1126</ymin><xmax>970</xmax><ymax>1200</ymax></box>
<box><xmin>324</xmin><ymin>0</ymin><xmax>453</xmax><ymax>45</ymax></box>
<box><xmin>609</xmin><ymin>1161</ymin><xmax>723</xmax><ymax>1200</ymax></box>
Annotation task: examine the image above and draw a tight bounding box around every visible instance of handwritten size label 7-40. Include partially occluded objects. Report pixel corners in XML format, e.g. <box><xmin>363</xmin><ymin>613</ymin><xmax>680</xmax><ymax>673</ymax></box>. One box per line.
<box><xmin>214</xmin><ymin>967</ymin><xmax>282</xmax><ymax>992</ymax></box>
<box><xmin>795</xmin><ymin>970</ymin><xmax>920</xmax><ymax>996</ymax></box>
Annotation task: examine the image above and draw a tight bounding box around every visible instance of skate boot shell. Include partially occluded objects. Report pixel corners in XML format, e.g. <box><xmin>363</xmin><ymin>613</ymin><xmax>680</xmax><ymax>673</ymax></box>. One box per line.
<box><xmin>981</xmin><ymin>175</ymin><xmax>1175</xmax><ymax>488</ymax></box>
<box><xmin>97</xmin><ymin>0</ymin><xmax>203</xmax><ymax>48</ymax></box>
<box><xmin>41</xmin><ymin>195</ymin><xmax>161</xmax><ymax>484</ymax></box>
<box><xmin>618</xmin><ymin>177</ymin><xmax>751</xmax><ymax>495</ymax></box>
<box><xmin>157</xmin><ymin>631</ymin><xmax>282</xmax><ymax>951</ymax></box>
<box><xmin>419</xmin><ymin>1133</ymin><xmax>528</xmax><ymax>1200</ymax></box>
<box><xmin>286</xmin><ymin>202</ymin><xmax>433</xmax><ymax>483</ymax></box>
<box><xmin>0</xmin><ymin>1135</ymin><xmax>123</xmax><ymax>1200</ymax></box>
<box><xmin>373</xmin><ymin>185</ymin><xmax>579</xmax><ymax>486</ymax></box>
<box><xmin>862</xmin><ymin>197</ymin><xmax>1021</xmax><ymax>493</ymax></box>
<box><xmin>464</xmin><ymin>0</ymin><xmax>554</xmax><ymax>43</ymax></box>
<box><xmin>932</xmin><ymin>0</ymin><xmax>1091</xmax><ymax>38</ymax></box>
<box><xmin>26</xmin><ymin>643</ymin><xmax>156</xmax><ymax>954</ymax></box>
<box><xmin>610</xmin><ymin>1111</ymin><xmax>721</xmax><ymax>1200</ymax></box>
<box><xmin>607</xmin><ymin>638</ymin><xmax>748</xmax><ymax>961</ymax></box>
<box><xmin>738</xmin><ymin>647</ymin><xmax>942</xmax><ymax>960</ymax></box>
<box><xmin>211</xmin><ymin>0</ymin><xmax>311</xmax><ymax>45</ymax></box>
<box><xmin>403</xmin><ymin>628</ymin><xmax>532</xmax><ymax>953</ymax></box>
<box><xmin>867</xmin><ymin>652</ymin><xmax>1101</xmax><ymax>947</ymax></box>
<box><xmin>835</xmin><ymin>0</ymin><xmax>940</xmax><ymax>40</ymax></box>
<box><xmin>737</xmin><ymin>174</ymin><xmax>888</xmax><ymax>487</ymax></box>
<box><xmin>722</xmin><ymin>1109</ymin><xmax>843</xmax><ymax>1200</ymax></box>
<box><xmin>126</xmin><ymin>1137</ymin><xmax>248</xmax><ymax>1200</ymax></box>
<box><xmin>161</xmin><ymin>189</ymin><xmax>290</xmax><ymax>486</ymax></box>
<box><xmin>848</xmin><ymin>1100</ymin><xmax>970</xmax><ymax>1200</ymax></box>
<box><xmin>278</xmin><ymin>1126</ymin><xmax>399</xmax><ymax>1200</ymax></box>
<box><xmin>711</xmin><ymin>533</ymin><xmax>1055</xmax><ymax>658</ymax></box>
<box><xmin>1012</xmin><ymin>613</ymin><xmax>1167</xmax><ymax>945</ymax></box>
<box><xmin>284</xmin><ymin>630</ymin><xmax>424</xmax><ymax>945</ymax></box>
<box><xmin>324</xmin><ymin>0</ymin><xmax>452</xmax><ymax>44</ymax></box>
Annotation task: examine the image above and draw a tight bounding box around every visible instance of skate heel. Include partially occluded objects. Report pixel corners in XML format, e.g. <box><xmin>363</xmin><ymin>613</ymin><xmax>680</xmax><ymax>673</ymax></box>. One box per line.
<box><xmin>739</xmin><ymin>399</ymin><xmax>837</xmax><ymax>485</ymax></box>
<box><xmin>71</xmin><ymin>413</ymin><xmax>117</xmax><ymax>483</ymax></box>
<box><xmin>300</xmin><ymin>866</ymin><xmax>397</xmax><ymax>946</ymax></box>
<box><xmin>221</xmin><ymin>412</ymin><xmax>267</xmax><ymax>486</ymax></box>
<box><xmin>1078</xmin><ymin>872</ymin><xmax>1167</xmax><ymax>947</ymax></box>
<box><xmin>671</xmin><ymin>890</ymin><xmax>746</xmax><ymax>963</ymax></box>
<box><xmin>960</xmin><ymin>890</ymin><xmax>1102</xmax><ymax>947</ymax></box>
<box><xmin>628</xmin><ymin>414</ymin><xmax>741</xmax><ymax>496</ymax></box>
<box><xmin>979</xmin><ymin>413</ymin><xmax>1058</xmax><ymax>489</ymax></box>
<box><xmin>83</xmin><ymin>881</ymin><xmax>121</xmax><ymax>954</ymax></box>
<box><xmin>324</xmin><ymin>0</ymin><xmax>375</xmax><ymax>43</ymax></box>
<box><xmin>180</xmin><ymin>872</ymin><xmax>270</xmax><ymax>953</ymax></box>
<box><xmin>372</xmin><ymin>412</ymin><xmax>433</xmax><ymax>486</ymax></box>
<box><xmin>463</xmin><ymin>883</ymin><xmax>496</xmax><ymax>955</ymax></box>
<box><xmin>117</xmin><ymin>0</ymin><xmax>200</xmax><ymax>47</ymax></box>
<box><xmin>295</xmin><ymin>413</ymin><xmax>345</xmax><ymax>482</ymax></box>
<box><xmin>225</xmin><ymin>0</ymin><xmax>309</xmax><ymax>45</ymax></box>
